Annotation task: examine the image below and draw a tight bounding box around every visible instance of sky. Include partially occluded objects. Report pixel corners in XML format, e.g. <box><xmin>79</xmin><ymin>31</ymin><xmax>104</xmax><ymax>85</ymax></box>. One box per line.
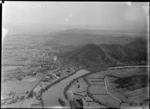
<box><xmin>2</xmin><ymin>2</ymin><xmax>149</xmax><ymax>29</ymax></box>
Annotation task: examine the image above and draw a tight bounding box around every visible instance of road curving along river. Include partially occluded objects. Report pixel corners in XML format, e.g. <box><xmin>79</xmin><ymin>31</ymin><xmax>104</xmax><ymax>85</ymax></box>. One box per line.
<box><xmin>42</xmin><ymin>69</ymin><xmax>92</xmax><ymax>108</ymax></box>
<box><xmin>42</xmin><ymin>65</ymin><xmax>148</xmax><ymax>108</ymax></box>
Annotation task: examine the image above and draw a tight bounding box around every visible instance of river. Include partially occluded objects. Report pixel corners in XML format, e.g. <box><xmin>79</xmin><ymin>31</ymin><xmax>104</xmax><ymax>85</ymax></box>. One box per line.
<box><xmin>42</xmin><ymin>65</ymin><xmax>148</xmax><ymax>108</ymax></box>
<box><xmin>42</xmin><ymin>69</ymin><xmax>91</xmax><ymax>108</ymax></box>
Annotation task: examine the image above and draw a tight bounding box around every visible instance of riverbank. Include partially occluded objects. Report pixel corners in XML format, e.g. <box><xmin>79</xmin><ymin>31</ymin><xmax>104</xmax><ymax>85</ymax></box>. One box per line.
<box><xmin>41</xmin><ymin>67</ymin><xmax>86</xmax><ymax>107</ymax></box>
<box><xmin>64</xmin><ymin>65</ymin><xmax>149</xmax><ymax>108</ymax></box>
<box><xmin>34</xmin><ymin>65</ymin><xmax>148</xmax><ymax>108</ymax></box>
<box><xmin>41</xmin><ymin>67</ymin><xmax>107</xmax><ymax>107</ymax></box>
<box><xmin>64</xmin><ymin>67</ymin><xmax>107</xmax><ymax>100</ymax></box>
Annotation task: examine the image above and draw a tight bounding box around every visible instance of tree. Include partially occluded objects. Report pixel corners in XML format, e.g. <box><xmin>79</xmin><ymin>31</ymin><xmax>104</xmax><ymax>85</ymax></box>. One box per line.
<box><xmin>28</xmin><ymin>91</ymin><xmax>33</xmax><ymax>98</ymax></box>
<box><xmin>75</xmin><ymin>99</ymin><xmax>84</xmax><ymax>109</ymax></box>
<box><xmin>56</xmin><ymin>73</ymin><xmax>61</xmax><ymax>77</ymax></box>
<box><xmin>16</xmin><ymin>96</ymin><xmax>19</xmax><ymax>100</ymax></box>
<box><xmin>77</xmin><ymin>85</ymin><xmax>80</xmax><ymax>88</ymax></box>
<box><xmin>26</xmin><ymin>91</ymin><xmax>29</xmax><ymax>94</ymax></box>
<box><xmin>20</xmin><ymin>96</ymin><xmax>24</xmax><ymax>100</ymax></box>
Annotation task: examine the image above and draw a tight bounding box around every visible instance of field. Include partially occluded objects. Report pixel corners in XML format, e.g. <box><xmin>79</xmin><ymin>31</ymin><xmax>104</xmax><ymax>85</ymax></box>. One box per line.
<box><xmin>66</xmin><ymin>67</ymin><xmax>149</xmax><ymax>108</ymax></box>
<box><xmin>2</xmin><ymin>34</ymin><xmax>67</xmax><ymax>108</ymax></box>
<box><xmin>2</xmin><ymin>29</ymin><xmax>148</xmax><ymax>108</ymax></box>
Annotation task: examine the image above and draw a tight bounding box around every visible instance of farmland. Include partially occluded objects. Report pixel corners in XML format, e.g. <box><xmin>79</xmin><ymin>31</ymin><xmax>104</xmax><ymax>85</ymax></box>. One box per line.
<box><xmin>65</xmin><ymin>67</ymin><xmax>149</xmax><ymax>108</ymax></box>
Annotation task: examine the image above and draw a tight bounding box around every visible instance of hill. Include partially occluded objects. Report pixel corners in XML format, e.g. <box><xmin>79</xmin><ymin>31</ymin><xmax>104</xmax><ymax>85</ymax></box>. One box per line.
<box><xmin>59</xmin><ymin>38</ymin><xmax>147</xmax><ymax>66</ymax></box>
<box><xmin>45</xmin><ymin>28</ymin><xmax>143</xmax><ymax>46</ymax></box>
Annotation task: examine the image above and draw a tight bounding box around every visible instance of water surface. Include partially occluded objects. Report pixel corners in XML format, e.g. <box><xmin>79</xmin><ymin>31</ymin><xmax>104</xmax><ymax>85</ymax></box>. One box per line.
<box><xmin>42</xmin><ymin>69</ymin><xmax>90</xmax><ymax>108</ymax></box>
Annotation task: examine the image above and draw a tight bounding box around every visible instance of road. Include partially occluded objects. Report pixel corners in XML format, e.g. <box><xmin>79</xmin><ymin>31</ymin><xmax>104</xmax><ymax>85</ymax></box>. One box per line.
<box><xmin>64</xmin><ymin>65</ymin><xmax>148</xmax><ymax>108</ymax></box>
<box><xmin>19</xmin><ymin>72</ymin><xmax>59</xmax><ymax>108</ymax></box>
<box><xmin>20</xmin><ymin>65</ymin><xmax>148</xmax><ymax>108</ymax></box>
<box><xmin>108</xmin><ymin>65</ymin><xmax>149</xmax><ymax>70</ymax></box>
<box><xmin>104</xmin><ymin>76</ymin><xmax>122</xmax><ymax>102</ymax></box>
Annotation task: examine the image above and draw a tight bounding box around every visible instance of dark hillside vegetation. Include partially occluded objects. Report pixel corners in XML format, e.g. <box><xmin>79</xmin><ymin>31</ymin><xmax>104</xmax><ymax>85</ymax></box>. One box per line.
<box><xmin>114</xmin><ymin>74</ymin><xmax>148</xmax><ymax>91</ymax></box>
<box><xmin>59</xmin><ymin>37</ymin><xmax>147</xmax><ymax>66</ymax></box>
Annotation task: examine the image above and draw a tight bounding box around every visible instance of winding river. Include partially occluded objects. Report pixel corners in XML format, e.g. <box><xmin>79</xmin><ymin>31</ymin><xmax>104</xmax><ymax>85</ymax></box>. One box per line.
<box><xmin>42</xmin><ymin>69</ymin><xmax>91</xmax><ymax>108</ymax></box>
<box><xmin>42</xmin><ymin>65</ymin><xmax>148</xmax><ymax>108</ymax></box>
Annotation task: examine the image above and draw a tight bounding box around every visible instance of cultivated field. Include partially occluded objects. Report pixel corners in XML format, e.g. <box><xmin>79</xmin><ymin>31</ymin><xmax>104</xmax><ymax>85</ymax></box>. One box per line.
<box><xmin>66</xmin><ymin>67</ymin><xmax>149</xmax><ymax>108</ymax></box>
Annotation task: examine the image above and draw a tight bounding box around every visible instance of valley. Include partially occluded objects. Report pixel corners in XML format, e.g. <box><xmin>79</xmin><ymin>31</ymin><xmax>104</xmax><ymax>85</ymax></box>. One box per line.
<box><xmin>2</xmin><ymin>2</ymin><xmax>149</xmax><ymax>108</ymax></box>
<box><xmin>1</xmin><ymin>28</ymin><xmax>149</xmax><ymax>108</ymax></box>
